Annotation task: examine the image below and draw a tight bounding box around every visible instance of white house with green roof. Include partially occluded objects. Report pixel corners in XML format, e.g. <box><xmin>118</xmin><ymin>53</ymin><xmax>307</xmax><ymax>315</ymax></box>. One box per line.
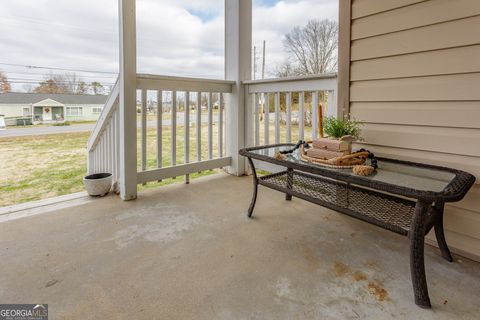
<box><xmin>0</xmin><ymin>92</ymin><xmax>108</xmax><ymax>124</ymax></box>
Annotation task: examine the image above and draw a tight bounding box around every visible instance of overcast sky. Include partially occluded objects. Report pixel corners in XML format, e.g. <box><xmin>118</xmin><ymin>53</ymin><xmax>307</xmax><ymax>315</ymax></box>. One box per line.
<box><xmin>0</xmin><ymin>0</ymin><xmax>338</xmax><ymax>92</ymax></box>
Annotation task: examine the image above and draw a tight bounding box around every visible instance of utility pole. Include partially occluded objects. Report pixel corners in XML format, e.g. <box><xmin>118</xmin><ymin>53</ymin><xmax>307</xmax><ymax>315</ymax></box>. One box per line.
<box><xmin>253</xmin><ymin>46</ymin><xmax>257</xmax><ymax>80</ymax></box>
<box><xmin>261</xmin><ymin>40</ymin><xmax>266</xmax><ymax>79</ymax></box>
<box><xmin>259</xmin><ymin>40</ymin><xmax>266</xmax><ymax>121</ymax></box>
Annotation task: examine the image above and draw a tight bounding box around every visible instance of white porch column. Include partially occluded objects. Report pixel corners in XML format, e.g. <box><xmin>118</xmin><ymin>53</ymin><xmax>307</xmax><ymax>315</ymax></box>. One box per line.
<box><xmin>225</xmin><ymin>0</ymin><xmax>252</xmax><ymax>176</ymax></box>
<box><xmin>118</xmin><ymin>0</ymin><xmax>137</xmax><ymax>200</ymax></box>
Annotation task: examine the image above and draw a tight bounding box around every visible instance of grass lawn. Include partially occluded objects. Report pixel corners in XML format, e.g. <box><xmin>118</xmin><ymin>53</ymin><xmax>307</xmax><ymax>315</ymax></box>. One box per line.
<box><xmin>0</xmin><ymin>124</ymin><xmax>220</xmax><ymax>207</ymax></box>
<box><xmin>0</xmin><ymin>132</ymin><xmax>89</xmax><ymax>206</ymax></box>
<box><xmin>0</xmin><ymin>119</ymin><xmax>313</xmax><ymax>208</ymax></box>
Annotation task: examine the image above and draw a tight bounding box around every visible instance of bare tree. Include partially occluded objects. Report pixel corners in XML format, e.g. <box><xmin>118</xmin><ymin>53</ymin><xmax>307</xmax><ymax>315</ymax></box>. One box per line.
<box><xmin>63</xmin><ymin>73</ymin><xmax>82</xmax><ymax>93</ymax></box>
<box><xmin>90</xmin><ymin>81</ymin><xmax>104</xmax><ymax>95</ymax></box>
<box><xmin>275</xmin><ymin>60</ymin><xmax>295</xmax><ymax>78</ymax></box>
<box><xmin>23</xmin><ymin>84</ymin><xmax>34</xmax><ymax>93</ymax></box>
<box><xmin>281</xmin><ymin>19</ymin><xmax>338</xmax><ymax>76</ymax></box>
<box><xmin>77</xmin><ymin>81</ymin><xmax>88</xmax><ymax>94</ymax></box>
<box><xmin>278</xmin><ymin>19</ymin><xmax>338</xmax><ymax>126</ymax></box>
<box><xmin>0</xmin><ymin>70</ymin><xmax>11</xmax><ymax>93</ymax></box>
<box><xmin>33</xmin><ymin>73</ymin><xmax>87</xmax><ymax>94</ymax></box>
<box><xmin>34</xmin><ymin>74</ymin><xmax>69</xmax><ymax>94</ymax></box>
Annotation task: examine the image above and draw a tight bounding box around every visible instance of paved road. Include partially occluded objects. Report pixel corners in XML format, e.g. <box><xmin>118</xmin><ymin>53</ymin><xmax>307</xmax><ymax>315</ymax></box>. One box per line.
<box><xmin>0</xmin><ymin>114</ymin><xmax>218</xmax><ymax>138</ymax></box>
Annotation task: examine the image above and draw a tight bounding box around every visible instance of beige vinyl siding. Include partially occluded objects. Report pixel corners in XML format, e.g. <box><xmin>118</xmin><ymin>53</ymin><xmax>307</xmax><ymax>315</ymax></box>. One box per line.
<box><xmin>351</xmin><ymin>15</ymin><xmax>480</xmax><ymax>61</ymax></box>
<box><xmin>351</xmin><ymin>0</ymin><xmax>427</xmax><ymax>19</ymax></box>
<box><xmin>351</xmin><ymin>102</ymin><xmax>480</xmax><ymax>129</ymax></box>
<box><xmin>351</xmin><ymin>45</ymin><xmax>480</xmax><ymax>81</ymax></box>
<box><xmin>349</xmin><ymin>0</ymin><xmax>480</xmax><ymax>261</ymax></box>
<box><xmin>352</xmin><ymin>0</ymin><xmax>480</xmax><ymax>40</ymax></box>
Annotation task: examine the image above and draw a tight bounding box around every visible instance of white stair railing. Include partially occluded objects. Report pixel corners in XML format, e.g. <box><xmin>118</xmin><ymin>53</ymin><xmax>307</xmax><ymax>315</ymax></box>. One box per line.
<box><xmin>86</xmin><ymin>79</ymin><xmax>120</xmax><ymax>189</ymax></box>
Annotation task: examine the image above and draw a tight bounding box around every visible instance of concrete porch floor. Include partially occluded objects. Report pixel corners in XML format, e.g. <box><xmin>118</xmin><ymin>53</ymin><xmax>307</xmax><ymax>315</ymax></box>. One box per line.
<box><xmin>0</xmin><ymin>173</ymin><xmax>479</xmax><ymax>319</ymax></box>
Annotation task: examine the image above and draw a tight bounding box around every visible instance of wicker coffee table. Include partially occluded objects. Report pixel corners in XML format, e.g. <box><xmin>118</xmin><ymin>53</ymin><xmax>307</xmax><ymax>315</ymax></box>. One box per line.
<box><xmin>239</xmin><ymin>144</ymin><xmax>475</xmax><ymax>308</ymax></box>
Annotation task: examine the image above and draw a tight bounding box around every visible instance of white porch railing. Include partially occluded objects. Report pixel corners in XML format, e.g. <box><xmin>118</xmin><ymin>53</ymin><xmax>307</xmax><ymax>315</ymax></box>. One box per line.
<box><xmin>87</xmin><ymin>0</ymin><xmax>338</xmax><ymax>200</ymax></box>
<box><xmin>86</xmin><ymin>73</ymin><xmax>338</xmax><ymax>197</ymax></box>
<box><xmin>87</xmin><ymin>79</ymin><xmax>120</xmax><ymax>189</ymax></box>
<box><xmin>244</xmin><ymin>73</ymin><xmax>339</xmax><ymax>148</ymax></box>
<box><xmin>135</xmin><ymin>74</ymin><xmax>234</xmax><ymax>184</ymax></box>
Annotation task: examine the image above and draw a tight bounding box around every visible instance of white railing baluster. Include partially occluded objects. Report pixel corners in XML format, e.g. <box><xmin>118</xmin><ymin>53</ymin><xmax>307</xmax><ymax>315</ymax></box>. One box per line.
<box><xmin>274</xmin><ymin>92</ymin><xmax>280</xmax><ymax>144</ymax></box>
<box><xmin>157</xmin><ymin>90</ymin><xmax>163</xmax><ymax>181</ymax></box>
<box><xmin>100</xmin><ymin>139</ymin><xmax>103</xmax><ymax>171</ymax></box>
<box><xmin>254</xmin><ymin>93</ymin><xmax>259</xmax><ymax>146</ymax></box>
<box><xmin>218</xmin><ymin>93</ymin><xmax>223</xmax><ymax>157</ymax></box>
<box><xmin>172</xmin><ymin>90</ymin><xmax>177</xmax><ymax>171</ymax></box>
<box><xmin>286</xmin><ymin>92</ymin><xmax>292</xmax><ymax>143</ymax></box>
<box><xmin>115</xmin><ymin>109</ymin><xmax>120</xmax><ymax>187</ymax></box>
<box><xmin>98</xmin><ymin>142</ymin><xmax>101</xmax><ymax>172</ymax></box>
<box><xmin>185</xmin><ymin>91</ymin><xmax>190</xmax><ymax>184</ymax></box>
<box><xmin>264</xmin><ymin>93</ymin><xmax>269</xmax><ymax>144</ymax></box>
<box><xmin>312</xmin><ymin>91</ymin><xmax>318</xmax><ymax>139</ymax></box>
<box><xmin>110</xmin><ymin>123</ymin><xmax>113</xmax><ymax>174</ymax></box>
<box><xmin>197</xmin><ymin>92</ymin><xmax>202</xmax><ymax>162</ymax></box>
<box><xmin>299</xmin><ymin>91</ymin><xmax>305</xmax><ymax>140</ymax></box>
<box><xmin>141</xmin><ymin>89</ymin><xmax>147</xmax><ymax>175</ymax></box>
<box><xmin>106</xmin><ymin>123</ymin><xmax>111</xmax><ymax>176</ymax></box>
<box><xmin>102</xmin><ymin>136</ymin><xmax>106</xmax><ymax>172</ymax></box>
<box><xmin>110</xmin><ymin>123</ymin><xmax>114</xmax><ymax>174</ymax></box>
<box><xmin>95</xmin><ymin>144</ymin><xmax>99</xmax><ymax>173</ymax></box>
<box><xmin>111</xmin><ymin>111</ymin><xmax>117</xmax><ymax>185</ymax></box>
<box><xmin>208</xmin><ymin>92</ymin><xmax>213</xmax><ymax>160</ymax></box>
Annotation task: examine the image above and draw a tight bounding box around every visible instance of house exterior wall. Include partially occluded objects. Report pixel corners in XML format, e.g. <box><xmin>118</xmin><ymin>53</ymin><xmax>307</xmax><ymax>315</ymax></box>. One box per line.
<box><xmin>342</xmin><ymin>0</ymin><xmax>480</xmax><ymax>261</ymax></box>
<box><xmin>64</xmin><ymin>104</ymin><xmax>103</xmax><ymax>122</ymax></box>
<box><xmin>0</xmin><ymin>103</ymin><xmax>103</xmax><ymax>122</ymax></box>
<box><xmin>0</xmin><ymin>104</ymin><xmax>31</xmax><ymax>118</ymax></box>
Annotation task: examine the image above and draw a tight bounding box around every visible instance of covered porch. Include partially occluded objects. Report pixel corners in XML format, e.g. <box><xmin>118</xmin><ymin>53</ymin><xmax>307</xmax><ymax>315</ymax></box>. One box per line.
<box><xmin>32</xmin><ymin>98</ymin><xmax>65</xmax><ymax>123</ymax></box>
<box><xmin>1</xmin><ymin>173</ymin><xmax>480</xmax><ymax>319</ymax></box>
<box><xmin>2</xmin><ymin>0</ymin><xmax>480</xmax><ymax>317</ymax></box>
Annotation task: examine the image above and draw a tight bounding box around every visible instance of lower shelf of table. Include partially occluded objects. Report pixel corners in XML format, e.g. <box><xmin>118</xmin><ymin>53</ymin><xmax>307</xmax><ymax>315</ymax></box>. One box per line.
<box><xmin>259</xmin><ymin>170</ymin><xmax>417</xmax><ymax>235</ymax></box>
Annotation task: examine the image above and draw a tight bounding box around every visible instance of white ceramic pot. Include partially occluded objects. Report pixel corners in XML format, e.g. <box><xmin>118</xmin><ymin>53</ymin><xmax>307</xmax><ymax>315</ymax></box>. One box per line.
<box><xmin>83</xmin><ymin>173</ymin><xmax>112</xmax><ymax>196</ymax></box>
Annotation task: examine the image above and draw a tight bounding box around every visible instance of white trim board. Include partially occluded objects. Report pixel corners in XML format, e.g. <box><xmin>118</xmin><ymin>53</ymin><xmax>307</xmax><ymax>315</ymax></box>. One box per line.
<box><xmin>0</xmin><ymin>192</ymin><xmax>94</xmax><ymax>223</ymax></box>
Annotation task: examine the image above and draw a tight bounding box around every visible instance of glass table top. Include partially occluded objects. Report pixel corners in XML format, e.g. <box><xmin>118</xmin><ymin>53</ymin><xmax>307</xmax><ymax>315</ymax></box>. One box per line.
<box><xmin>250</xmin><ymin>146</ymin><xmax>456</xmax><ymax>193</ymax></box>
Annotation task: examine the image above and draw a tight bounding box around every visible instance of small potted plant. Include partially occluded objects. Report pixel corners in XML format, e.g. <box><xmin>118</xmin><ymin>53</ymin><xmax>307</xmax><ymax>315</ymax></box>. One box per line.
<box><xmin>323</xmin><ymin>116</ymin><xmax>362</xmax><ymax>141</ymax></box>
<box><xmin>83</xmin><ymin>173</ymin><xmax>112</xmax><ymax>196</ymax></box>
<box><xmin>318</xmin><ymin>116</ymin><xmax>362</xmax><ymax>152</ymax></box>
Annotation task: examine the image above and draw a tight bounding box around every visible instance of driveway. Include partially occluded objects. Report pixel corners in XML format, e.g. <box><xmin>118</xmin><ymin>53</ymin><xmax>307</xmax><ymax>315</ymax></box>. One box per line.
<box><xmin>0</xmin><ymin>113</ymin><xmax>217</xmax><ymax>138</ymax></box>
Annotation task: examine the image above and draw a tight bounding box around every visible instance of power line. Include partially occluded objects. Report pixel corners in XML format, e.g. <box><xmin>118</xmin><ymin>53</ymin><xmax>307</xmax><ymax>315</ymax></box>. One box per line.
<box><xmin>0</xmin><ymin>62</ymin><xmax>118</xmax><ymax>75</ymax></box>
<box><xmin>7</xmin><ymin>77</ymin><xmax>115</xmax><ymax>83</ymax></box>
<box><xmin>4</xmin><ymin>71</ymin><xmax>117</xmax><ymax>80</ymax></box>
<box><xmin>7</xmin><ymin>80</ymin><xmax>115</xmax><ymax>86</ymax></box>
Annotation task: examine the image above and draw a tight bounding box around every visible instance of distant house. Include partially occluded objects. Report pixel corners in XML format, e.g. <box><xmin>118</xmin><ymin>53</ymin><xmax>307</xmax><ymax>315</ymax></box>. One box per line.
<box><xmin>0</xmin><ymin>92</ymin><xmax>108</xmax><ymax>124</ymax></box>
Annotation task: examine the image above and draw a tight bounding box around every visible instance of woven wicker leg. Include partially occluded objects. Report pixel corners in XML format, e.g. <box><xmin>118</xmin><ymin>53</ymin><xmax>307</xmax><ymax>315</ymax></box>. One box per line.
<box><xmin>409</xmin><ymin>201</ymin><xmax>431</xmax><ymax>308</ymax></box>
<box><xmin>286</xmin><ymin>168</ymin><xmax>293</xmax><ymax>201</ymax></box>
<box><xmin>247</xmin><ymin>157</ymin><xmax>258</xmax><ymax>218</ymax></box>
<box><xmin>433</xmin><ymin>202</ymin><xmax>453</xmax><ymax>262</ymax></box>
